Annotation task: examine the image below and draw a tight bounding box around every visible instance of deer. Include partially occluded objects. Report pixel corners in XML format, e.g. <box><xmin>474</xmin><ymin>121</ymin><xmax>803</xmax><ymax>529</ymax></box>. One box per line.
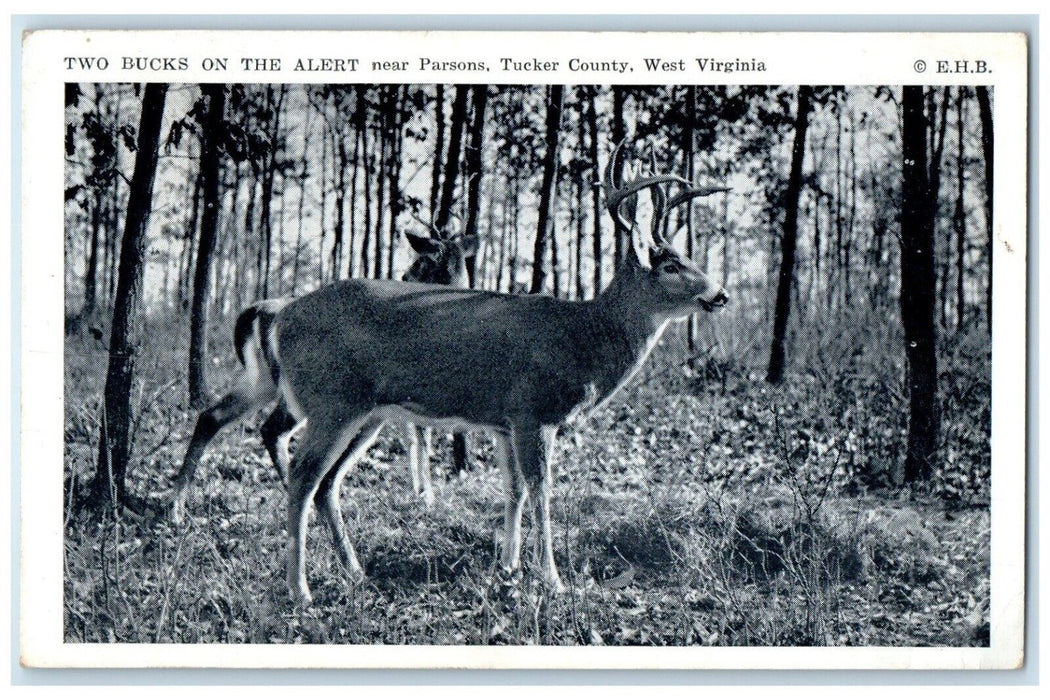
<box><xmin>393</xmin><ymin>220</ymin><xmax>478</xmax><ymax>504</ymax></box>
<box><xmin>171</xmin><ymin>221</ymin><xmax>477</xmax><ymax>523</ymax></box>
<box><xmin>261</xmin><ymin>142</ymin><xmax>728</xmax><ymax>605</ymax></box>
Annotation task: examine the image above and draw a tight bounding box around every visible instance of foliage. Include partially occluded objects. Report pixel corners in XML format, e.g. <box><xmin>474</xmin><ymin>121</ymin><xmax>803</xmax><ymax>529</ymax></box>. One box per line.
<box><xmin>63</xmin><ymin>307</ymin><xmax>990</xmax><ymax>646</ymax></box>
<box><xmin>61</xmin><ymin>81</ymin><xmax>993</xmax><ymax>646</ymax></box>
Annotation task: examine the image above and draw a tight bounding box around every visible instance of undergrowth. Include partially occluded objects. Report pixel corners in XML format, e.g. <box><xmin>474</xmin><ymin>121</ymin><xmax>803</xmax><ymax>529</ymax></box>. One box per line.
<box><xmin>62</xmin><ymin>310</ymin><xmax>991</xmax><ymax>646</ymax></box>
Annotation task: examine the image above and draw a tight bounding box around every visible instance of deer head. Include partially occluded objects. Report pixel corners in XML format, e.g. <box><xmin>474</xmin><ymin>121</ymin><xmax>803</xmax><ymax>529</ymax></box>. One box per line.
<box><xmin>402</xmin><ymin>214</ymin><xmax>478</xmax><ymax>287</ymax></box>
<box><xmin>602</xmin><ymin>140</ymin><xmax>729</xmax><ymax>319</ymax></box>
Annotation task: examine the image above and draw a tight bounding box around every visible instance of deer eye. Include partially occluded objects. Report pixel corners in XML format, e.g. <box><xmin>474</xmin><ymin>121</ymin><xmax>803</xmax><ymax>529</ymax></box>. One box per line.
<box><xmin>660</xmin><ymin>262</ymin><xmax>680</xmax><ymax>275</ymax></box>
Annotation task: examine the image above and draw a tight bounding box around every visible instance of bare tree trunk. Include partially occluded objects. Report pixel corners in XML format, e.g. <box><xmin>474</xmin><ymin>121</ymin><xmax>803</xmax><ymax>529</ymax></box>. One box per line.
<box><xmin>374</xmin><ymin>93</ymin><xmax>388</xmax><ymax>280</ymax></box>
<box><xmin>975</xmin><ymin>86</ymin><xmax>993</xmax><ymax>327</ymax></box>
<box><xmin>434</xmin><ymin>84</ymin><xmax>472</xmax><ymax>474</ymax></box>
<box><xmin>81</xmin><ymin>198</ymin><xmax>103</xmax><ymax>318</ymax></box>
<box><xmin>291</xmin><ymin>104</ymin><xmax>311</xmax><ymax>295</ymax></box>
<box><xmin>430</xmin><ymin>84</ymin><xmax>445</xmax><ymax>217</ymax></box>
<box><xmin>900</xmin><ymin>85</ymin><xmax>940</xmax><ymax>484</ymax></box>
<box><xmin>767</xmin><ymin>86</ymin><xmax>813</xmax><ymax>384</ymax></box>
<box><xmin>531</xmin><ymin>85</ymin><xmax>564</xmax><ymax>294</ymax></box>
<box><xmin>331</xmin><ymin>122</ymin><xmax>347</xmax><ymax>281</ymax></box>
<box><xmin>435</xmin><ymin>85</ymin><xmax>470</xmax><ymax>230</ymax></box>
<box><xmin>586</xmin><ymin>86</ymin><xmax>603</xmax><ymax>297</ymax></box>
<box><xmin>685</xmin><ymin>85</ymin><xmax>697</xmax><ymax>349</ymax></box>
<box><xmin>574</xmin><ymin>119</ymin><xmax>585</xmax><ymax>301</ymax></box>
<box><xmin>348</xmin><ymin>97</ymin><xmax>362</xmax><ymax>280</ymax></box>
<box><xmin>361</xmin><ymin>103</ymin><xmax>372</xmax><ymax>278</ymax></box>
<box><xmin>611</xmin><ymin>86</ymin><xmax>626</xmax><ymax>264</ymax></box>
<box><xmin>463</xmin><ymin>85</ymin><xmax>488</xmax><ymax>287</ymax></box>
<box><xmin>954</xmin><ymin>87</ymin><xmax>967</xmax><ymax>328</ymax></box>
<box><xmin>259</xmin><ymin>85</ymin><xmax>286</xmax><ymax>298</ymax></box>
<box><xmin>94</xmin><ymin>83</ymin><xmax>167</xmax><ymax>508</ymax></box>
<box><xmin>181</xmin><ymin>159</ymin><xmax>202</xmax><ymax>309</ymax></box>
<box><xmin>316</xmin><ymin>96</ymin><xmax>328</xmax><ymax>283</ymax></box>
<box><xmin>387</xmin><ymin>86</ymin><xmax>404</xmax><ymax>280</ymax></box>
<box><xmin>496</xmin><ymin>171</ymin><xmax>509</xmax><ymax>293</ymax></box>
<box><xmin>188</xmin><ymin>84</ymin><xmax>227</xmax><ymax>408</ymax></box>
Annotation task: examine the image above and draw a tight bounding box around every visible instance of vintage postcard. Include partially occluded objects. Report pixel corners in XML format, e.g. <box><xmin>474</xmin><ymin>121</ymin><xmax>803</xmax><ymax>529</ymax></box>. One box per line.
<box><xmin>19</xmin><ymin>29</ymin><xmax>1027</xmax><ymax>669</ymax></box>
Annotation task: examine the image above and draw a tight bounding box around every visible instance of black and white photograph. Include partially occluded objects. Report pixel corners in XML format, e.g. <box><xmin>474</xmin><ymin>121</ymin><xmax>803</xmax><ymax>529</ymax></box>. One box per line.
<box><xmin>20</xmin><ymin>29</ymin><xmax>1028</xmax><ymax>669</ymax></box>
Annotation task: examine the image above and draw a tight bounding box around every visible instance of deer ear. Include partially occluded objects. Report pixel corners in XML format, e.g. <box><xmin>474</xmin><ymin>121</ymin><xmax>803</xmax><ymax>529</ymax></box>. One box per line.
<box><xmin>405</xmin><ymin>231</ymin><xmax>440</xmax><ymax>254</ymax></box>
<box><xmin>459</xmin><ymin>234</ymin><xmax>479</xmax><ymax>257</ymax></box>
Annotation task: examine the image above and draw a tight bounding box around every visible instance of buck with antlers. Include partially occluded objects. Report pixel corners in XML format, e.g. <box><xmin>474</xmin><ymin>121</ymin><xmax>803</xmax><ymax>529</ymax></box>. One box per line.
<box><xmin>171</xmin><ymin>220</ymin><xmax>476</xmax><ymax>521</ymax></box>
<box><xmin>237</xmin><ymin>142</ymin><xmax>727</xmax><ymax>604</ymax></box>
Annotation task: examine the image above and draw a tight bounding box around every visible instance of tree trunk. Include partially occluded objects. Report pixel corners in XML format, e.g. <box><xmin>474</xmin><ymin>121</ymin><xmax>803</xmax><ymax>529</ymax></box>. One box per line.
<box><xmin>586</xmin><ymin>86</ymin><xmax>603</xmax><ymax>297</ymax></box>
<box><xmin>463</xmin><ymin>85</ymin><xmax>488</xmax><ymax>287</ymax></box>
<box><xmin>430</xmin><ymin>84</ymin><xmax>445</xmax><ymax>217</ymax></box>
<box><xmin>685</xmin><ymin>85</ymin><xmax>697</xmax><ymax>349</ymax></box>
<box><xmin>767</xmin><ymin>86</ymin><xmax>813</xmax><ymax>384</ymax></box>
<box><xmin>348</xmin><ymin>92</ymin><xmax>362</xmax><ymax>279</ymax></box>
<box><xmin>180</xmin><ymin>161</ymin><xmax>202</xmax><ymax>308</ymax></box>
<box><xmin>188</xmin><ymin>84</ymin><xmax>227</xmax><ymax>408</ymax></box>
<box><xmin>93</xmin><ymin>83</ymin><xmax>167</xmax><ymax>507</ymax></box>
<box><xmin>975</xmin><ymin>86</ymin><xmax>994</xmax><ymax>326</ymax></box>
<box><xmin>574</xmin><ymin>105</ymin><xmax>586</xmax><ymax>300</ymax></box>
<box><xmin>374</xmin><ymin>94</ymin><xmax>388</xmax><ymax>280</ymax></box>
<box><xmin>900</xmin><ymin>85</ymin><xmax>940</xmax><ymax>483</ymax></box>
<box><xmin>291</xmin><ymin>104</ymin><xmax>312</xmax><ymax>295</ymax></box>
<box><xmin>530</xmin><ymin>85</ymin><xmax>564</xmax><ymax>294</ymax></box>
<box><xmin>435</xmin><ymin>85</ymin><xmax>470</xmax><ymax>231</ymax></box>
<box><xmin>387</xmin><ymin>86</ymin><xmax>404</xmax><ymax>280</ymax></box>
<box><xmin>81</xmin><ymin>198</ymin><xmax>103</xmax><ymax>318</ymax></box>
<box><xmin>431</xmin><ymin>85</ymin><xmax>472</xmax><ymax>473</ymax></box>
<box><xmin>611</xmin><ymin>86</ymin><xmax>626</xmax><ymax>264</ymax></box>
<box><xmin>258</xmin><ymin>85</ymin><xmax>286</xmax><ymax>298</ymax></box>
<box><xmin>331</xmin><ymin>120</ymin><xmax>347</xmax><ymax>280</ymax></box>
<box><xmin>954</xmin><ymin>87</ymin><xmax>967</xmax><ymax>328</ymax></box>
<box><xmin>361</xmin><ymin>103</ymin><xmax>372</xmax><ymax>278</ymax></box>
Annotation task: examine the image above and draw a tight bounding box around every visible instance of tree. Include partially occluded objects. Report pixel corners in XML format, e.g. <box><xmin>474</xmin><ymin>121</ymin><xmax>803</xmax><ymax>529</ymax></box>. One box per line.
<box><xmin>900</xmin><ymin>85</ymin><xmax>940</xmax><ymax>483</ymax></box>
<box><xmin>188</xmin><ymin>84</ymin><xmax>228</xmax><ymax>408</ymax></box>
<box><xmin>433</xmin><ymin>85</ymin><xmax>471</xmax><ymax>473</ymax></box>
<box><xmin>611</xmin><ymin>86</ymin><xmax>626</xmax><ymax>263</ymax></box>
<box><xmin>975</xmin><ymin>86</ymin><xmax>994</xmax><ymax>326</ymax></box>
<box><xmin>94</xmin><ymin>83</ymin><xmax>168</xmax><ymax>507</ymax></box>
<box><xmin>430</xmin><ymin>84</ymin><xmax>445</xmax><ymax>217</ymax></box>
<box><xmin>530</xmin><ymin>85</ymin><xmax>565</xmax><ymax>294</ymax></box>
<box><xmin>953</xmin><ymin>88</ymin><xmax>967</xmax><ymax>327</ymax></box>
<box><xmin>435</xmin><ymin>85</ymin><xmax>470</xmax><ymax>229</ymax></box>
<box><xmin>463</xmin><ymin>85</ymin><xmax>489</xmax><ymax>287</ymax></box>
<box><xmin>585</xmin><ymin>86</ymin><xmax>603</xmax><ymax>296</ymax></box>
<box><xmin>767</xmin><ymin>86</ymin><xmax>813</xmax><ymax>384</ymax></box>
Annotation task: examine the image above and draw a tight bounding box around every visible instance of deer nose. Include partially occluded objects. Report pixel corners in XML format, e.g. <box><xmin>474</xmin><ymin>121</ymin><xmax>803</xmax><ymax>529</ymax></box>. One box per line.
<box><xmin>712</xmin><ymin>289</ymin><xmax>729</xmax><ymax>307</ymax></box>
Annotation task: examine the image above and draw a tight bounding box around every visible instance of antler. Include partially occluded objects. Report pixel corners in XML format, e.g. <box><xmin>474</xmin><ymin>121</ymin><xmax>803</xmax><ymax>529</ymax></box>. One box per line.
<box><xmin>651</xmin><ymin>184</ymin><xmax>730</xmax><ymax>247</ymax></box>
<box><xmin>603</xmin><ymin>140</ymin><xmax>690</xmax><ymax>233</ymax></box>
<box><xmin>408</xmin><ymin>211</ymin><xmax>442</xmax><ymax>239</ymax></box>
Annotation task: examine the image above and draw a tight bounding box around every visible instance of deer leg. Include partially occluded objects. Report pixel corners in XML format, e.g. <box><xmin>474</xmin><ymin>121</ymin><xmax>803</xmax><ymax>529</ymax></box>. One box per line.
<box><xmin>260</xmin><ymin>401</ymin><xmax>299</xmax><ymax>484</ymax></box>
<box><xmin>404</xmin><ymin>422</ymin><xmax>435</xmax><ymax>506</ymax></box>
<box><xmin>173</xmin><ymin>389</ymin><xmax>261</xmax><ymax>524</ymax></box>
<box><xmin>514</xmin><ymin>424</ymin><xmax>564</xmax><ymax>593</ymax></box>
<box><xmin>312</xmin><ymin>416</ymin><xmax>384</xmax><ymax>577</ymax></box>
<box><xmin>404</xmin><ymin>420</ymin><xmax>421</xmax><ymax>494</ymax></box>
<box><xmin>498</xmin><ymin>430</ymin><xmax>528</xmax><ymax>572</ymax></box>
<box><xmin>417</xmin><ymin>425</ymin><xmax>434</xmax><ymax>507</ymax></box>
<box><xmin>286</xmin><ymin>415</ymin><xmax>369</xmax><ymax>606</ymax></box>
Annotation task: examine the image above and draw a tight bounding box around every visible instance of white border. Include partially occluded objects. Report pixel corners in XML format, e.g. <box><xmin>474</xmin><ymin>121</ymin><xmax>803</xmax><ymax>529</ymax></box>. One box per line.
<box><xmin>19</xmin><ymin>29</ymin><xmax>1028</xmax><ymax>669</ymax></box>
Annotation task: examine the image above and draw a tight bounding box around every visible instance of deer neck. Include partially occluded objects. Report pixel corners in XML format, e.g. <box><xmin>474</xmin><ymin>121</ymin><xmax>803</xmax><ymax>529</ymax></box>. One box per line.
<box><xmin>580</xmin><ymin>259</ymin><xmax>672</xmax><ymax>405</ymax></box>
<box><xmin>594</xmin><ymin>258</ymin><xmax>667</xmax><ymax>339</ymax></box>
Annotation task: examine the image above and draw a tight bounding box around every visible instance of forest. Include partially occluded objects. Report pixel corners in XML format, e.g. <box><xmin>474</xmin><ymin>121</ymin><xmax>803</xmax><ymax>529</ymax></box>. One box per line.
<box><xmin>63</xmin><ymin>82</ymin><xmax>992</xmax><ymax>646</ymax></box>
